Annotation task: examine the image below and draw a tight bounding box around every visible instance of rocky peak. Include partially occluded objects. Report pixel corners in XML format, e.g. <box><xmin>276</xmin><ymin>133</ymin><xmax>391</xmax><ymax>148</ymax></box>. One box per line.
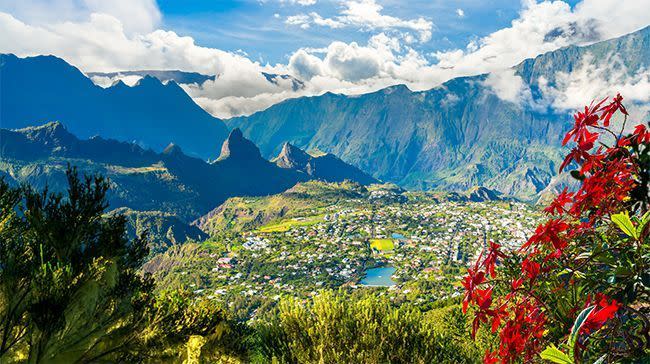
<box><xmin>274</xmin><ymin>142</ymin><xmax>311</xmax><ymax>169</ymax></box>
<box><xmin>217</xmin><ymin>128</ymin><xmax>262</xmax><ymax>161</ymax></box>
<box><xmin>19</xmin><ymin>121</ymin><xmax>75</xmax><ymax>146</ymax></box>
<box><xmin>133</xmin><ymin>75</ymin><xmax>161</xmax><ymax>88</ymax></box>
<box><xmin>162</xmin><ymin>142</ymin><xmax>184</xmax><ymax>157</ymax></box>
<box><xmin>466</xmin><ymin>186</ymin><xmax>503</xmax><ymax>202</ymax></box>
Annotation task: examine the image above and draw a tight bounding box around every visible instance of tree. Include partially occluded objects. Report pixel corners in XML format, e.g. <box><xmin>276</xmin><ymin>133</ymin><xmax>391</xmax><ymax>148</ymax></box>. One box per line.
<box><xmin>463</xmin><ymin>95</ymin><xmax>650</xmax><ymax>363</ymax></box>
<box><xmin>0</xmin><ymin>167</ymin><xmax>248</xmax><ymax>363</ymax></box>
<box><xmin>0</xmin><ymin>167</ymin><xmax>154</xmax><ymax>362</ymax></box>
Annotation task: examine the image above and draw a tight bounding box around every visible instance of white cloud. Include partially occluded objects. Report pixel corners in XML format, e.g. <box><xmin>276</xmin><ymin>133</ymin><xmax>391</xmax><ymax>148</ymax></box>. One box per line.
<box><xmin>1</xmin><ymin>0</ymin><xmax>650</xmax><ymax>119</ymax></box>
<box><xmin>456</xmin><ymin>9</ymin><xmax>465</xmax><ymax>18</ymax></box>
<box><xmin>539</xmin><ymin>53</ymin><xmax>650</xmax><ymax>112</ymax></box>
<box><xmin>311</xmin><ymin>12</ymin><xmax>345</xmax><ymax>28</ymax></box>
<box><xmin>483</xmin><ymin>69</ymin><xmax>531</xmax><ymax>105</ymax></box>
<box><xmin>91</xmin><ymin>74</ymin><xmax>143</xmax><ymax>87</ymax></box>
<box><xmin>285</xmin><ymin>14</ymin><xmax>311</xmax><ymax>28</ymax></box>
<box><xmin>324</xmin><ymin>41</ymin><xmax>381</xmax><ymax>81</ymax></box>
<box><xmin>288</xmin><ymin>49</ymin><xmax>325</xmax><ymax>80</ymax></box>
<box><xmin>285</xmin><ymin>0</ymin><xmax>433</xmax><ymax>42</ymax></box>
<box><xmin>278</xmin><ymin>0</ymin><xmax>317</xmax><ymax>5</ymax></box>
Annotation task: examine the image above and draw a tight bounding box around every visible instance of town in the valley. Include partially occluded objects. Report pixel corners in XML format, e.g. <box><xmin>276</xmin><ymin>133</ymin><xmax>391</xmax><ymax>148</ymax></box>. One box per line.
<box><xmin>148</xmin><ymin>183</ymin><xmax>543</xmax><ymax>319</ymax></box>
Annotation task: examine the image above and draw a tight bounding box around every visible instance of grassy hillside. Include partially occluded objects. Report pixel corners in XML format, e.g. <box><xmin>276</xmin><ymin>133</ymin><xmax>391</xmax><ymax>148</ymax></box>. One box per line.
<box><xmin>195</xmin><ymin>181</ymin><xmax>369</xmax><ymax>233</ymax></box>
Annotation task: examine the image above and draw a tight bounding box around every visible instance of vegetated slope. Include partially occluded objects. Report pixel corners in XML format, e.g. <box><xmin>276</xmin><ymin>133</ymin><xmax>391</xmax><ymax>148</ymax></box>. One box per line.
<box><xmin>106</xmin><ymin>207</ymin><xmax>209</xmax><ymax>255</ymax></box>
<box><xmin>226</xmin><ymin>26</ymin><xmax>650</xmax><ymax>200</ymax></box>
<box><xmin>196</xmin><ymin>180</ymin><xmax>504</xmax><ymax>235</ymax></box>
<box><xmin>195</xmin><ymin>180</ymin><xmax>368</xmax><ymax>234</ymax></box>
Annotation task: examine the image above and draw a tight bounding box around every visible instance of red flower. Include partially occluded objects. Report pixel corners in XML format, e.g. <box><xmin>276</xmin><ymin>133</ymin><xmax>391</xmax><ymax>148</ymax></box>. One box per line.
<box><xmin>521</xmin><ymin>258</ymin><xmax>541</xmax><ymax>280</ymax></box>
<box><xmin>633</xmin><ymin>124</ymin><xmax>650</xmax><ymax>144</ymax></box>
<box><xmin>522</xmin><ymin>219</ymin><xmax>569</xmax><ymax>252</ymax></box>
<box><xmin>475</xmin><ymin>287</ymin><xmax>493</xmax><ymax>310</ymax></box>
<box><xmin>462</xmin><ymin>267</ymin><xmax>486</xmax><ymax>313</ymax></box>
<box><xmin>600</xmin><ymin>93</ymin><xmax>628</xmax><ymax>126</ymax></box>
<box><xmin>560</xmin><ymin>131</ymin><xmax>599</xmax><ymax>173</ymax></box>
<box><xmin>484</xmin><ymin>350</ymin><xmax>499</xmax><ymax>364</ymax></box>
<box><xmin>563</xmin><ymin>98</ymin><xmax>607</xmax><ymax>146</ymax></box>
<box><xmin>466</xmin><ymin>94</ymin><xmax>638</xmax><ymax>364</ymax></box>
<box><xmin>544</xmin><ymin>187</ymin><xmax>573</xmax><ymax>215</ymax></box>
<box><xmin>581</xmin><ymin>296</ymin><xmax>620</xmax><ymax>335</ymax></box>
<box><xmin>511</xmin><ymin>278</ymin><xmax>524</xmax><ymax>290</ymax></box>
<box><xmin>484</xmin><ymin>241</ymin><xmax>505</xmax><ymax>278</ymax></box>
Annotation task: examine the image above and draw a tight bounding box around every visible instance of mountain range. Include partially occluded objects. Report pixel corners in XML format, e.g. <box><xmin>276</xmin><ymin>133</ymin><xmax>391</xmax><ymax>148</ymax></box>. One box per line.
<box><xmin>87</xmin><ymin>70</ymin><xmax>217</xmax><ymax>85</ymax></box>
<box><xmin>0</xmin><ymin>122</ymin><xmax>376</xmax><ymax>220</ymax></box>
<box><xmin>225</xmin><ymin>26</ymin><xmax>650</xmax><ymax>200</ymax></box>
<box><xmin>0</xmin><ymin>54</ymin><xmax>228</xmax><ymax>159</ymax></box>
<box><xmin>3</xmin><ymin>26</ymin><xmax>650</xmax><ymax>202</ymax></box>
<box><xmin>88</xmin><ymin>70</ymin><xmax>304</xmax><ymax>92</ymax></box>
<box><xmin>0</xmin><ymin>121</ymin><xmax>377</xmax><ymax>250</ymax></box>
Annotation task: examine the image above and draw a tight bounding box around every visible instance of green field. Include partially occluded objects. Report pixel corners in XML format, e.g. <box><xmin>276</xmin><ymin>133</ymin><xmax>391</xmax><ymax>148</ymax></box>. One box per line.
<box><xmin>369</xmin><ymin>238</ymin><xmax>394</xmax><ymax>251</ymax></box>
<box><xmin>258</xmin><ymin>215</ymin><xmax>325</xmax><ymax>233</ymax></box>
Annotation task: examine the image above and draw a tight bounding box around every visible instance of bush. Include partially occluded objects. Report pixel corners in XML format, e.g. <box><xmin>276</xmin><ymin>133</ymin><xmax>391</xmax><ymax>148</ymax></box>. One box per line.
<box><xmin>253</xmin><ymin>290</ymin><xmax>484</xmax><ymax>363</ymax></box>
<box><xmin>462</xmin><ymin>95</ymin><xmax>650</xmax><ymax>363</ymax></box>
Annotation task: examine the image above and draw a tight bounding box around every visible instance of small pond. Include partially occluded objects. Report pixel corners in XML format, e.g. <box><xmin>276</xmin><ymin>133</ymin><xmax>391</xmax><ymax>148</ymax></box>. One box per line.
<box><xmin>360</xmin><ymin>266</ymin><xmax>396</xmax><ymax>287</ymax></box>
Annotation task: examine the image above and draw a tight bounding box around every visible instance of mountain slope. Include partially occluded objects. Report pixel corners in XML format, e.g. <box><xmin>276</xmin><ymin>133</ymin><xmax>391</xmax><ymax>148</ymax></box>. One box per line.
<box><xmin>226</xmin><ymin>26</ymin><xmax>650</xmax><ymax>200</ymax></box>
<box><xmin>0</xmin><ymin>54</ymin><xmax>228</xmax><ymax>159</ymax></box>
<box><xmin>106</xmin><ymin>207</ymin><xmax>208</xmax><ymax>255</ymax></box>
<box><xmin>273</xmin><ymin>142</ymin><xmax>378</xmax><ymax>185</ymax></box>
<box><xmin>1</xmin><ymin>123</ymin><xmax>378</xmax><ymax>221</ymax></box>
<box><xmin>195</xmin><ymin>180</ymin><xmax>368</xmax><ymax>234</ymax></box>
<box><xmin>0</xmin><ymin>123</ymin><xmax>301</xmax><ymax>220</ymax></box>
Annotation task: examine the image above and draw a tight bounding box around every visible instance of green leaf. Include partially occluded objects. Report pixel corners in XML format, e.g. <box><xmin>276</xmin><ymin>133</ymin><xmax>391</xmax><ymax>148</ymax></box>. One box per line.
<box><xmin>568</xmin><ymin>305</ymin><xmax>595</xmax><ymax>358</ymax></box>
<box><xmin>555</xmin><ymin>268</ymin><xmax>585</xmax><ymax>279</ymax></box>
<box><xmin>611</xmin><ymin>212</ymin><xmax>638</xmax><ymax>239</ymax></box>
<box><xmin>570</xmin><ymin>170</ymin><xmax>585</xmax><ymax>181</ymax></box>
<box><xmin>592</xmin><ymin>355</ymin><xmax>606</xmax><ymax>364</ymax></box>
<box><xmin>637</xmin><ymin>210</ymin><xmax>650</xmax><ymax>237</ymax></box>
<box><xmin>571</xmin><ymin>305</ymin><xmax>595</xmax><ymax>339</ymax></box>
<box><xmin>540</xmin><ymin>344</ymin><xmax>573</xmax><ymax>364</ymax></box>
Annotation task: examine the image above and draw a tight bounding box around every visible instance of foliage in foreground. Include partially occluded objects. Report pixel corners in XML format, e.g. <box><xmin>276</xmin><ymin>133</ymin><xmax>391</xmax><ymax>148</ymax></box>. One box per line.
<box><xmin>253</xmin><ymin>291</ymin><xmax>486</xmax><ymax>363</ymax></box>
<box><xmin>463</xmin><ymin>95</ymin><xmax>650</xmax><ymax>363</ymax></box>
<box><xmin>0</xmin><ymin>168</ymin><xmax>246</xmax><ymax>363</ymax></box>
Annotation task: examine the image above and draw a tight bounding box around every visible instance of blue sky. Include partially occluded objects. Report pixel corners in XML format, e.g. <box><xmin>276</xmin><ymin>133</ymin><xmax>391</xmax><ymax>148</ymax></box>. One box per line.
<box><xmin>158</xmin><ymin>0</ymin><xmax>529</xmax><ymax>63</ymax></box>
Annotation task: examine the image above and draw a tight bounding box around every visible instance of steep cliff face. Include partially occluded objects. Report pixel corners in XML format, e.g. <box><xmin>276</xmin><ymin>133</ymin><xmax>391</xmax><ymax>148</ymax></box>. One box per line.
<box><xmin>226</xmin><ymin>26</ymin><xmax>650</xmax><ymax>200</ymax></box>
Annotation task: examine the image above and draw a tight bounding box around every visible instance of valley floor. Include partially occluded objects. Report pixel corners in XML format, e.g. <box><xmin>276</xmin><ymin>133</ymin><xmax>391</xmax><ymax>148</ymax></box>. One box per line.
<box><xmin>147</xmin><ymin>186</ymin><xmax>542</xmax><ymax>320</ymax></box>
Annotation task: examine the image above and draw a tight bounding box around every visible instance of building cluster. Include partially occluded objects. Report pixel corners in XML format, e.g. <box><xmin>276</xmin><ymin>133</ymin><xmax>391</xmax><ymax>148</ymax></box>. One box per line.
<box><xmin>180</xmin><ymin>197</ymin><xmax>542</xmax><ymax>317</ymax></box>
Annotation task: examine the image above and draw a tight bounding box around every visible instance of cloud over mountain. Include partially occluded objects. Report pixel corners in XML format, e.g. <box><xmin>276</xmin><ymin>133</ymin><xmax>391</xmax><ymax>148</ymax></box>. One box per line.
<box><xmin>1</xmin><ymin>0</ymin><xmax>650</xmax><ymax>118</ymax></box>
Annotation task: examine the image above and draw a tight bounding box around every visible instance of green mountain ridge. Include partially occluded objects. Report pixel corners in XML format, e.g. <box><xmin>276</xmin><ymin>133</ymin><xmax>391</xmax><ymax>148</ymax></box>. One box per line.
<box><xmin>195</xmin><ymin>180</ymin><xmax>506</xmax><ymax>234</ymax></box>
<box><xmin>225</xmin><ymin>26</ymin><xmax>650</xmax><ymax>200</ymax></box>
<box><xmin>0</xmin><ymin>122</ymin><xmax>379</xmax><ymax>223</ymax></box>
